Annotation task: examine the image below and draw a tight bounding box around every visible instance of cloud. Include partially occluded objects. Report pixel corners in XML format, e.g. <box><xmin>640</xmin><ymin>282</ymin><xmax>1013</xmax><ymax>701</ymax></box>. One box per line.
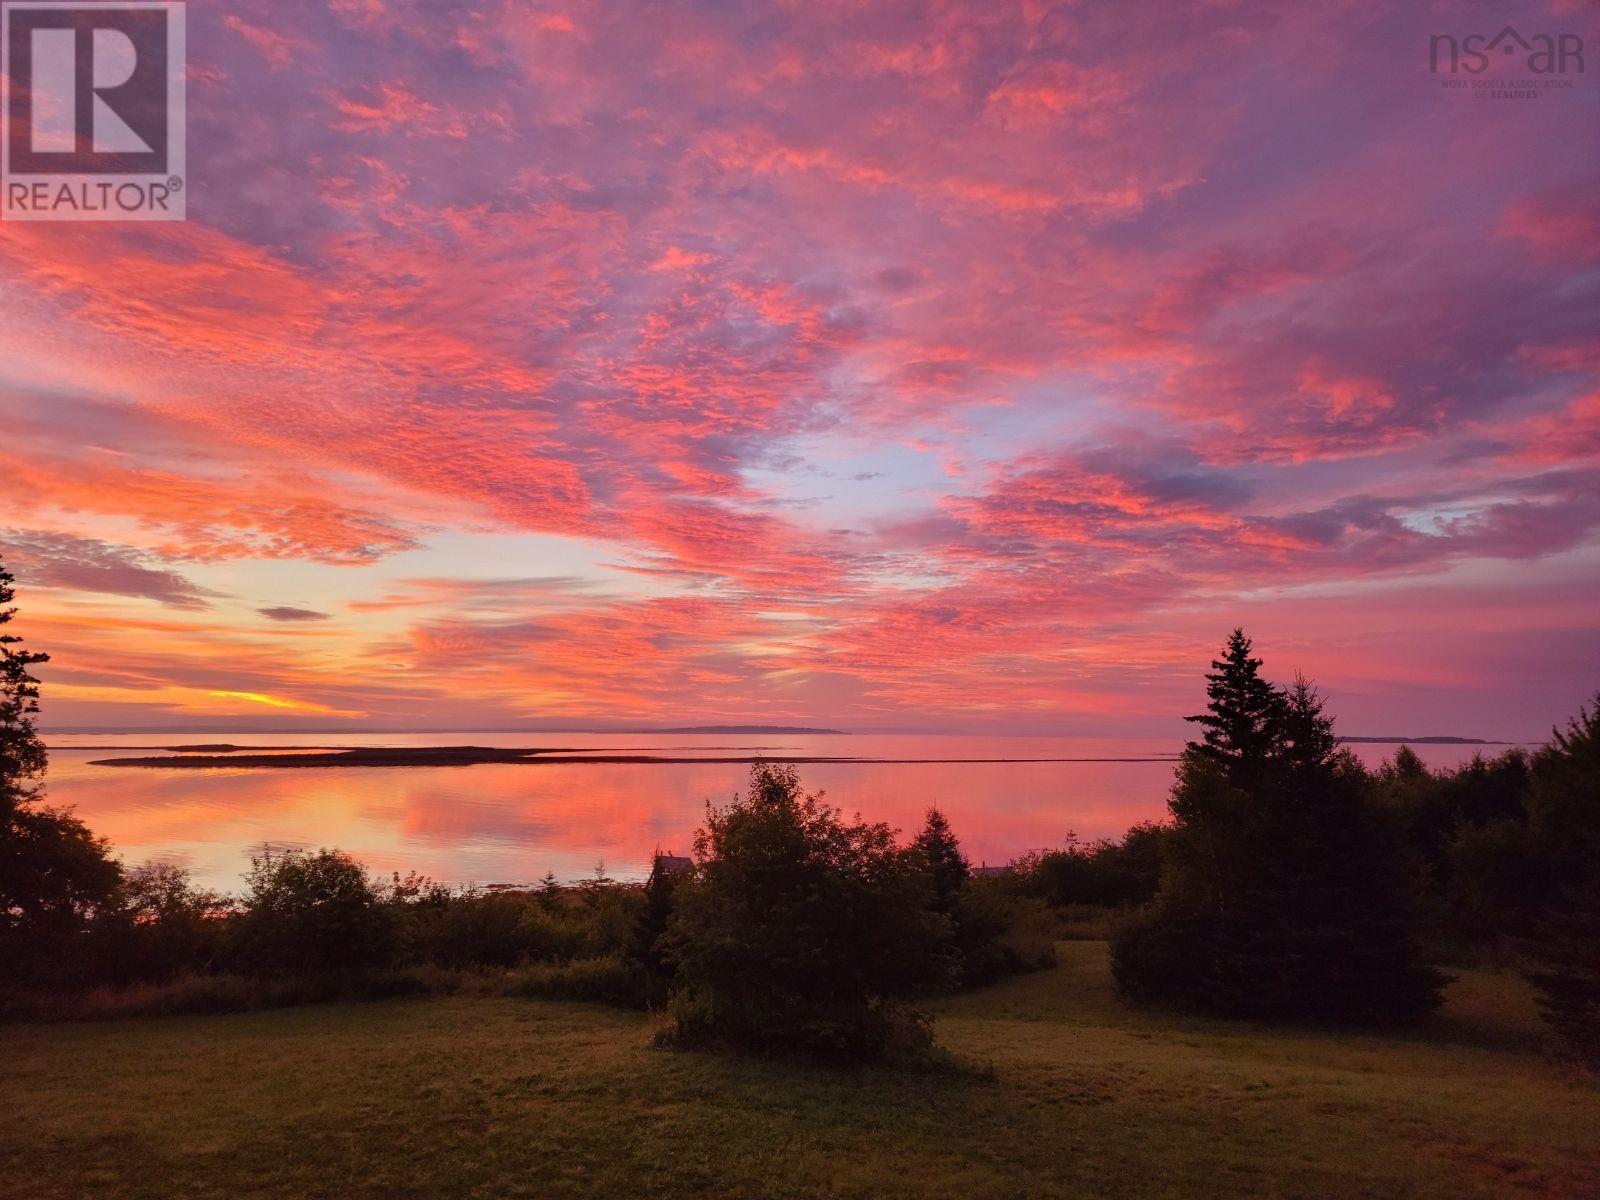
<box><xmin>3</xmin><ymin>0</ymin><xmax>1597</xmax><ymax>734</ymax></box>
<box><xmin>257</xmin><ymin>606</ymin><xmax>333</xmax><ymax>622</ymax></box>
<box><xmin>1</xmin><ymin>531</ymin><xmax>219</xmax><ymax>609</ymax></box>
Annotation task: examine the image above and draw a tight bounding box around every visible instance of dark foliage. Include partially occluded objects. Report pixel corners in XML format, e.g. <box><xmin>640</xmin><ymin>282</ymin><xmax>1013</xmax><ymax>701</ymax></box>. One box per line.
<box><xmin>413</xmin><ymin>887</ymin><xmax>534</xmax><ymax>969</ymax></box>
<box><xmin>1521</xmin><ymin>697</ymin><xmax>1600</xmax><ymax>1063</ymax></box>
<box><xmin>1184</xmin><ymin>628</ymin><xmax>1284</xmax><ymax>785</ymax></box>
<box><xmin>0</xmin><ymin>556</ymin><xmax>49</xmax><ymax>800</ymax></box>
<box><xmin>0</xmin><ymin>557</ymin><xmax>123</xmax><ymax>986</ymax></box>
<box><xmin>92</xmin><ymin>862</ymin><xmax>231</xmax><ymax>983</ymax></box>
<box><xmin>909</xmin><ymin>807</ymin><xmax>970</xmax><ymax>912</ymax></box>
<box><xmin>1112</xmin><ymin>633</ymin><xmax>1444</xmax><ymax>1024</ymax></box>
<box><xmin>660</xmin><ymin>763</ymin><xmax>953</xmax><ymax>1058</ymax></box>
<box><xmin>906</xmin><ymin>807</ymin><xmax>1055</xmax><ymax>988</ymax></box>
<box><xmin>236</xmin><ymin>848</ymin><xmax>398</xmax><ymax>974</ymax></box>
<box><xmin>1372</xmin><ymin>745</ymin><xmax>1533</xmax><ymax>917</ymax></box>
<box><xmin>1026</xmin><ymin>823</ymin><xmax>1166</xmax><ymax>909</ymax></box>
<box><xmin>1</xmin><ymin>803</ymin><xmax>123</xmax><ymax>986</ymax></box>
<box><xmin>507</xmin><ymin>955</ymin><xmax>644</xmax><ymax>1007</ymax></box>
<box><xmin>626</xmin><ymin>855</ymin><xmax>684</xmax><ymax>1007</ymax></box>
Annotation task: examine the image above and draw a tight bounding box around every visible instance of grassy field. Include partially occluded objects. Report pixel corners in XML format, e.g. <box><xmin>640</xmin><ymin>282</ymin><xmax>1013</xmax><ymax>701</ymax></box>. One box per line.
<box><xmin>4</xmin><ymin>942</ymin><xmax>1596</xmax><ymax>1200</ymax></box>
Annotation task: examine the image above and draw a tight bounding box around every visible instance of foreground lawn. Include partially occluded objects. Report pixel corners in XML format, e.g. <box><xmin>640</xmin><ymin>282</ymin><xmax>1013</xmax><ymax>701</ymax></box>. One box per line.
<box><xmin>4</xmin><ymin>943</ymin><xmax>1596</xmax><ymax>1199</ymax></box>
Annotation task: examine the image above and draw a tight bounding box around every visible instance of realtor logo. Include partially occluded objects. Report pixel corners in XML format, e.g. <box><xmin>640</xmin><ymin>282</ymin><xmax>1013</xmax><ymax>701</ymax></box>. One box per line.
<box><xmin>2</xmin><ymin>1</ymin><xmax>185</xmax><ymax>220</ymax></box>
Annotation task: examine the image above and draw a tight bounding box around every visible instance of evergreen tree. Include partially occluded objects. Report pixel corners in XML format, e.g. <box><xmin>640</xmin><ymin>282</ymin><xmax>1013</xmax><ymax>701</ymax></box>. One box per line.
<box><xmin>0</xmin><ymin>557</ymin><xmax>50</xmax><ymax>812</ymax></box>
<box><xmin>1280</xmin><ymin>673</ymin><xmax>1339</xmax><ymax>776</ymax></box>
<box><xmin>1522</xmin><ymin>696</ymin><xmax>1600</xmax><ymax>1063</ymax></box>
<box><xmin>628</xmin><ymin>853</ymin><xmax>685</xmax><ymax>1007</ymax></box>
<box><xmin>1112</xmin><ymin>632</ymin><xmax>1442</xmax><ymax>1024</ymax></box>
<box><xmin>1184</xmin><ymin>628</ymin><xmax>1285</xmax><ymax>785</ymax></box>
<box><xmin>1525</xmin><ymin>874</ymin><xmax>1600</xmax><ymax>1066</ymax></box>
<box><xmin>909</xmin><ymin>807</ymin><xmax>970</xmax><ymax>914</ymax></box>
<box><xmin>0</xmin><ymin>557</ymin><xmax>121</xmax><ymax>984</ymax></box>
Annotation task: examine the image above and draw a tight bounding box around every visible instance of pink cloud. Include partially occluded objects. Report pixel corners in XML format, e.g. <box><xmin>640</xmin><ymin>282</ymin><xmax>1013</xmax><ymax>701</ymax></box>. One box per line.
<box><xmin>3</xmin><ymin>0</ymin><xmax>1596</xmax><ymax>736</ymax></box>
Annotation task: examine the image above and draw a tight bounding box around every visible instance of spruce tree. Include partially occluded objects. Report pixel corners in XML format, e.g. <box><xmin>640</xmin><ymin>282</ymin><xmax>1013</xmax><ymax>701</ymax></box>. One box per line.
<box><xmin>1112</xmin><ymin>632</ymin><xmax>1442</xmax><ymax>1024</ymax></box>
<box><xmin>628</xmin><ymin>854</ymin><xmax>685</xmax><ymax>1007</ymax></box>
<box><xmin>1523</xmin><ymin>696</ymin><xmax>1600</xmax><ymax>1063</ymax></box>
<box><xmin>1185</xmin><ymin>628</ymin><xmax>1285</xmax><ymax>784</ymax></box>
<box><xmin>0</xmin><ymin>558</ymin><xmax>50</xmax><ymax>812</ymax></box>
<box><xmin>0</xmin><ymin>556</ymin><xmax>121</xmax><ymax>985</ymax></box>
<box><xmin>910</xmin><ymin>807</ymin><xmax>970</xmax><ymax>915</ymax></box>
<box><xmin>1209</xmin><ymin>679</ymin><xmax>1443</xmax><ymax>1021</ymax></box>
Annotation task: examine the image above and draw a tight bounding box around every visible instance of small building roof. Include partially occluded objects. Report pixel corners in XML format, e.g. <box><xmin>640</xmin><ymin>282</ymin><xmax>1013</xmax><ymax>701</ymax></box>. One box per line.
<box><xmin>653</xmin><ymin>853</ymin><xmax>694</xmax><ymax>875</ymax></box>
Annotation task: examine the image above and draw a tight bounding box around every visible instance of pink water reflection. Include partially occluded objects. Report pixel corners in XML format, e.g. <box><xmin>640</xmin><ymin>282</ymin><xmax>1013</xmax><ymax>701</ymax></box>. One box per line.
<box><xmin>42</xmin><ymin>733</ymin><xmax>1507</xmax><ymax>891</ymax></box>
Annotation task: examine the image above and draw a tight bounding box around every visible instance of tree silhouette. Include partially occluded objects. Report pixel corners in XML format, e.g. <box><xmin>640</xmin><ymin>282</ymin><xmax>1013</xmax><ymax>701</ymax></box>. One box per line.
<box><xmin>1523</xmin><ymin>696</ymin><xmax>1600</xmax><ymax>1063</ymax></box>
<box><xmin>0</xmin><ymin>557</ymin><xmax>50</xmax><ymax>811</ymax></box>
<box><xmin>1185</xmin><ymin>628</ymin><xmax>1285</xmax><ymax>784</ymax></box>
<box><xmin>661</xmin><ymin>762</ymin><xmax>951</xmax><ymax>1057</ymax></box>
<box><xmin>1113</xmin><ymin>630</ymin><xmax>1442</xmax><ymax>1024</ymax></box>
<box><xmin>0</xmin><ymin>556</ymin><xmax>121</xmax><ymax>985</ymax></box>
<box><xmin>909</xmin><ymin>807</ymin><xmax>970</xmax><ymax>915</ymax></box>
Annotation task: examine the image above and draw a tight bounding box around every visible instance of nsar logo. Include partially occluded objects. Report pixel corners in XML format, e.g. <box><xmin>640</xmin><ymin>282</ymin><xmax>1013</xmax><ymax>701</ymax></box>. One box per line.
<box><xmin>1429</xmin><ymin>25</ymin><xmax>1585</xmax><ymax>76</ymax></box>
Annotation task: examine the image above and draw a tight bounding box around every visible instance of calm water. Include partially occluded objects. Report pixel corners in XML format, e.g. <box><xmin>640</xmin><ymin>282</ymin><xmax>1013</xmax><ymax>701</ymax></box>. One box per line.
<box><xmin>41</xmin><ymin>732</ymin><xmax>1499</xmax><ymax>892</ymax></box>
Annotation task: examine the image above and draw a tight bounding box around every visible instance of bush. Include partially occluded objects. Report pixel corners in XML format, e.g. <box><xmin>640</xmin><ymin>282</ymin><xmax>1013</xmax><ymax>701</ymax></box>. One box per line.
<box><xmin>506</xmin><ymin>955</ymin><xmax>644</xmax><ymax>1007</ymax></box>
<box><xmin>626</xmin><ymin>858</ymin><xmax>684</xmax><ymax>1008</ymax></box>
<box><xmin>903</xmin><ymin>807</ymin><xmax>1048</xmax><ymax>990</ymax></box>
<box><xmin>1027</xmin><ymin>823</ymin><xmax>1166</xmax><ymax>909</ymax></box>
<box><xmin>1443</xmin><ymin>818</ymin><xmax>1543</xmax><ymax>946</ymax></box>
<box><xmin>1524</xmin><ymin>875</ymin><xmax>1600</xmax><ymax>1066</ymax></box>
<box><xmin>663</xmin><ymin>988</ymin><xmax>933</xmax><ymax>1059</ymax></box>
<box><xmin>236</xmin><ymin>849</ymin><xmax>396</xmax><ymax>974</ymax></box>
<box><xmin>1108</xmin><ymin>908</ymin><xmax>1218</xmax><ymax>1010</ymax></box>
<box><xmin>88</xmin><ymin>861</ymin><xmax>230</xmax><ymax>985</ymax></box>
<box><xmin>0</xmin><ymin>966</ymin><xmax>444</xmax><ymax>1022</ymax></box>
<box><xmin>950</xmin><ymin>884</ymin><xmax>1057</xmax><ymax>987</ymax></box>
<box><xmin>0</xmin><ymin>802</ymin><xmax>122</xmax><ymax>988</ymax></box>
<box><xmin>660</xmin><ymin>763</ymin><xmax>952</xmax><ymax>1059</ymax></box>
<box><xmin>414</xmin><ymin>890</ymin><xmax>535</xmax><ymax>969</ymax></box>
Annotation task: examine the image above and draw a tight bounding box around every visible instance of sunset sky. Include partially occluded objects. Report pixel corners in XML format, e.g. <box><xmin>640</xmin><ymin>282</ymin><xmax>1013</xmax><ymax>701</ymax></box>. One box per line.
<box><xmin>2</xmin><ymin>0</ymin><xmax>1596</xmax><ymax>736</ymax></box>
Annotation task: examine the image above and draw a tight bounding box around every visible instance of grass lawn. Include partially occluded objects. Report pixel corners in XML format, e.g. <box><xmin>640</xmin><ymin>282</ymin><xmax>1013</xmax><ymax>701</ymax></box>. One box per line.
<box><xmin>4</xmin><ymin>942</ymin><xmax>1596</xmax><ymax>1199</ymax></box>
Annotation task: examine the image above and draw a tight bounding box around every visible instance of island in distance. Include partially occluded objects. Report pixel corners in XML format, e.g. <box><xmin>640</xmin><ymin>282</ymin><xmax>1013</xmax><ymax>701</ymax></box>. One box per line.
<box><xmin>646</xmin><ymin>724</ymin><xmax>847</xmax><ymax>735</ymax></box>
<box><xmin>1337</xmin><ymin>735</ymin><xmax>1499</xmax><ymax>744</ymax></box>
<box><xmin>85</xmin><ymin>729</ymin><xmax>1513</xmax><ymax>769</ymax></box>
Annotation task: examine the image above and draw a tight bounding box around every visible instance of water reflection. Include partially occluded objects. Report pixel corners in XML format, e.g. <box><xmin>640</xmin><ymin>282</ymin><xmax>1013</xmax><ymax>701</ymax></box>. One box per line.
<box><xmin>42</xmin><ymin>732</ymin><xmax>1500</xmax><ymax>892</ymax></box>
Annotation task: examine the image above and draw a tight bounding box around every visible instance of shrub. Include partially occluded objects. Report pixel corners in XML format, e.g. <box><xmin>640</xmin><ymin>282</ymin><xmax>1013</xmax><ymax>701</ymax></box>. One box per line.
<box><xmin>506</xmin><ymin>955</ymin><xmax>644</xmax><ymax>1007</ymax></box>
<box><xmin>1</xmin><ymin>803</ymin><xmax>122</xmax><ymax>988</ymax></box>
<box><xmin>416</xmin><ymin>890</ymin><xmax>534</xmax><ymax>969</ymax></box>
<box><xmin>1524</xmin><ymin>875</ymin><xmax>1600</xmax><ymax>1066</ymax></box>
<box><xmin>236</xmin><ymin>848</ymin><xmax>395</xmax><ymax>974</ymax></box>
<box><xmin>660</xmin><ymin>763</ymin><xmax>951</xmax><ymax>1059</ymax></box>
<box><xmin>901</xmin><ymin>808</ymin><xmax>1052</xmax><ymax>991</ymax></box>
<box><xmin>626</xmin><ymin>857</ymin><xmax>685</xmax><ymax>1008</ymax></box>
<box><xmin>0</xmin><ymin>965</ymin><xmax>444</xmax><ymax>1022</ymax></box>
<box><xmin>1028</xmin><ymin>823</ymin><xmax>1166</xmax><ymax>908</ymax></box>
<box><xmin>952</xmin><ymin>884</ymin><xmax>1057</xmax><ymax>986</ymax></box>
<box><xmin>91</xmin><ymin>861</ymin><xmax>231</xmax><ymax>984</ymax></box>
<box><xmin>1108</xmin><ymin>908</ymin><xmax>1218</xmax><ymax>1010</ymax></box>
<box><xmin>1443</xmin><ymin>818</ymin><xmax>1543</xmax><ymax>945</ymax></box>
<box><xmin>1</xmin><ymin>556</ymin><xmax>126</xmax><ymax>989</ymax></box>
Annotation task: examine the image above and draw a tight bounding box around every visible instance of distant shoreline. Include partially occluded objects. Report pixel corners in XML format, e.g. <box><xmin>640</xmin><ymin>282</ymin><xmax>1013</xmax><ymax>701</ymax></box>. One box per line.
<box><xmin>87</xmin><ymin>747</ymin><xmax>1183</xmax><ymax>769</ymax></box>
<box><xmin>1336</xmin><ymin>736</ymin><xmax>1502</xmax><ymax>745</ymax></box>
<box><xmin>70</xmin><ymin>734</ymin><xmax>1518</xmax><ymax>769</ymax></box>
<box><xmin>46</xmin><ymin>723</ymin><xmax>849</xmax><ymax>737</ymax></box>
